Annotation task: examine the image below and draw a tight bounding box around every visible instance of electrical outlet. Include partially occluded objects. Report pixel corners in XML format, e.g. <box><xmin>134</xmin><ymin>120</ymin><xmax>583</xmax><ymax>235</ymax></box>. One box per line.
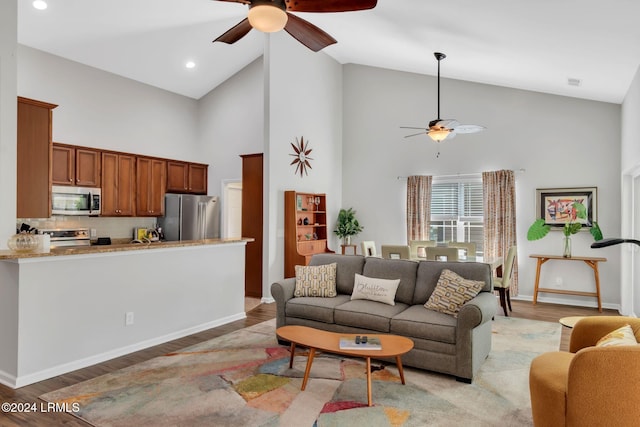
<box><xmin>90</xmin><ymin>228</ymin><xmax>97</xmax><ymax>237</ymax></box>
<box><xmin>125</xmin><ymin>312</ymin><xmax>134</xmax><ymax>326</ymax></box>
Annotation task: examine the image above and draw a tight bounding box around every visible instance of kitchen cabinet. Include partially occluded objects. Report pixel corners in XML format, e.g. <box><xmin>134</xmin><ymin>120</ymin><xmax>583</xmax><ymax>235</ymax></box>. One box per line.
<box><xmin>166</xmin><ymin>161</ymin><xmax>208</xmax><ymax>194</ymax></box>
<box><xmin>17</xmin><ymin>97</ymin><xmax>58</xmax><ymax>218</ymax></box>
<box><xmin>52</xmin><ymin>143</ymin><xmax>101</xmax><ymax>187</ymax></box>
<box><xmin>136</xmin><ymin>156</ymin><xmax>166</xmax><ymax>216</ymax></box>
<box><xmin>101</xmin><ymin>152</ymin><xmax>135</xmax><ymax>216</ymax></box>
<box><xmin>284</xmin><ymin>191</ymin><xmax>333</xmax><ymax>278</ymax></box>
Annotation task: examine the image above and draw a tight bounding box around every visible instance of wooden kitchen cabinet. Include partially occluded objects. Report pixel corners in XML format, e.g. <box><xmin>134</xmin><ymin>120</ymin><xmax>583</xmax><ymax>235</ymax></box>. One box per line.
<box><xmin>101</xmin><ymin>152</ymin><xmax>135</xmax><ymax>216</ymax></box>
<box><xmin>136</xmin><ymin>156</ymin><xmax>166</xmax><ymax>216</ymax></box>
<box><xmin>17</xmin><ymin>97</ymin><xmax>58</xmax><ymax>218</ymax></box>
<box><xmin>284</xmin><ymin>191</ymin><xmax>333</xmax><ymax>278</ymax></box>
<box><xmin>166</xmin><ymin>161</ymin><xmax>208</xmax><ymax>194</ymax></box>
<box><xmin>52</xmin><ymin>143</ymin><xmax>101</xmax><ymax>187</ymax></box>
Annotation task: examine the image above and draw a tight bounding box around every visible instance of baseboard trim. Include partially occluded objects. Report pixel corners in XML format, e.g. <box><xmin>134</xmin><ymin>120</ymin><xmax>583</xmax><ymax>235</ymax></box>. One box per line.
<box><xmin>512</xmin><ymin>295</ymin><xmax>621</xmax><ymax>312</ymax></box>
<box><xmin>10</xmin><ymin>312</ymin><xmax>247</xmax><ymax>389</ymax></box>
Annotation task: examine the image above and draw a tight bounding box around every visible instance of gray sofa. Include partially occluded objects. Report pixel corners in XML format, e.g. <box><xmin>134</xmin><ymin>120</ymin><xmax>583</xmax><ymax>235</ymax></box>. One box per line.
<box><xmin>270</xmin><ymin>253</ymin><xmax>497</xmax><ymax>382</ymax></box>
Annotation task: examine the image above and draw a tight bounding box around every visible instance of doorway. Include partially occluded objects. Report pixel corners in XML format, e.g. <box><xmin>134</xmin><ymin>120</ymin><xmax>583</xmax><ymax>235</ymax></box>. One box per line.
<box><xmin>222</xmin><ymin>180</ymin><xmax>242</xmax><ymax>238</ymax></box>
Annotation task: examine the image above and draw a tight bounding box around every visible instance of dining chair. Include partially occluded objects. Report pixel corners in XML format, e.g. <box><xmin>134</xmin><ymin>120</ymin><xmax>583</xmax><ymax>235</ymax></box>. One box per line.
<box><xmin>409</xmin><ymin>240</ymin><xmax>437</xmax><ymax>259</ymax></box>
<box><xmin>425</xmin><ymin>247</ymin><xmax>458</xmax><ymax>261</ymax></box>
<box><xmin>493</xmin><ymin>245</ymin><xmax>517</xmax><ymax>316</ymax></box>
<box><xmin>361</xmin><ymin>241</ymin><xmax>377</xmax><ymax>257</ymax></box>
<box><xmin>381</xmin><ymin>245</ymin><xmax>410</xmax><ymax>260</ymax></box>
<box><xmin>446</xmin><ymin>242</ymin><xmax>477</xmax><ymax>258</ymax></box>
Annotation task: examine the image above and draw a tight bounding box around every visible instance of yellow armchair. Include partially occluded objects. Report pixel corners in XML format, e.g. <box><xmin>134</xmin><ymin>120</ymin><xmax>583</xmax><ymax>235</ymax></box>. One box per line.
<box><xmin>529</xmin><ymin>316</ymin><xmax>640</xmax><ymax>427</ymax></box>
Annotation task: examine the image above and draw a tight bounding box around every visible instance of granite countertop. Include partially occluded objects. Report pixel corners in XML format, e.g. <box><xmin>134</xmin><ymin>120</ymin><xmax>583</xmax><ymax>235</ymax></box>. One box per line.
<box><xmin>0</xmin><ymin>237</ymin><xmax>254</xmax><ymax>260</ymax></box>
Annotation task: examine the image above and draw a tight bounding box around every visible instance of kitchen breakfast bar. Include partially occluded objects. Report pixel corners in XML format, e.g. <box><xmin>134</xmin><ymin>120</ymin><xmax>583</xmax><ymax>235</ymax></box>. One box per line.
<box><xmin>0</xmin><ymin>238</ymin><xmax>251</xmax><ymax>388</ymax></box>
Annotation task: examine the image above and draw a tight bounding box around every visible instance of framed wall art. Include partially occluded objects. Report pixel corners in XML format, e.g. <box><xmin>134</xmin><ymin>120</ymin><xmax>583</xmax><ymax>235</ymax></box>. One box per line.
<box><xmin>536</xmin><ymin>187</ymin><xmax>597</xmax><ymax>229</ymax></box>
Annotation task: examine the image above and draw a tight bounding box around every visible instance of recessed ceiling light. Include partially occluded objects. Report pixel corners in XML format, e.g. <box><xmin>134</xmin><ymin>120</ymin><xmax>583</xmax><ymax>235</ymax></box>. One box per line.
<box><xmin>32</xmin><ymin>0</ymin><xmax>48</xmax><ymax>10</ymax></box>
<box><xmin>185</xmin><ymin>61</ymin><xmax>196</xmax><ymax>69</ymax></box>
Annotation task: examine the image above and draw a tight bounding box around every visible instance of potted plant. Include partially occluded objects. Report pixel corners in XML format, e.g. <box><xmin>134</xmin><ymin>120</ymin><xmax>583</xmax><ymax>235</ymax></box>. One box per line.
<box><xmin>334</xmin><ymin>208</ymin><xmax>364</xmax><ymax>245</ymax></box>
<box><xmin>527</xmin><ymin>201</ymin><xmax>603</xmax><ymax>257</ymax></box>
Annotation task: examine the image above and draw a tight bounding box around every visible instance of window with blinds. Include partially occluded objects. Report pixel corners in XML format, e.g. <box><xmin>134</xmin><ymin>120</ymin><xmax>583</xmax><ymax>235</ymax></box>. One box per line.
<box><xmin>429</xmin><ymin>179</ymin><xmax>484</xmax><ymax>255</ymax></box>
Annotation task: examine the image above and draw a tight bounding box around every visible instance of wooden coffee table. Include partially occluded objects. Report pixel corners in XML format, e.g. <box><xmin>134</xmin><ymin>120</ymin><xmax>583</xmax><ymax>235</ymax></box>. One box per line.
<box><xmin>276</xmin><ymin>325</ymin><xmax>414</xmax><ymax>406</ymax></box>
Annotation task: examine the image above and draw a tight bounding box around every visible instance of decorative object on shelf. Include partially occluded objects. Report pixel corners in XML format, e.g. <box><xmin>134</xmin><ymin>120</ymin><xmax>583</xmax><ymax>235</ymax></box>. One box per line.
<box><xmin>303</xmin><ymin>217</ymin><xmax>309</xmax><ymax>225</ymax></box>
<box><xmin>7</xmin><ymin>232</ymin><xmax>39</xmax><ymax>253</ymax></box>
<box><xmin>289</xmin><ymin>136</ymin><xmax>313</xmax><ymax>177</ymax></box>
<box><xmin>305</xmin><ymin>234</ymin><xmax>312</xmax><ymax>240</ymax></box>
<box><xmin>211</xmin><ymin>0</ymin><xmax>377</xmax><ymax>52</ymax></box>
<box><xmin>528</xmin><ymin>189</ymin><xmax>603</xmax><ymax>257</ymax></box>
<box><xmin>297</xmin><ymin>218</ymin><xmax>302</xmax><ymax>225</ymax></box>
<box><xmin>334</xmin><ymin>208</ymin><xmax>364</xmax><ymax>246</ymax></box>
<box><xmin>296</xmin><ymin>195</ymin><xmax>303</xmax><ymax>210</ymax></box>
<box><xmin>401</xmin><ymin>52</ymin><xmax>485</xmax><ymax>158</ymax></box>
<box><xmin>314</xmin><ymin>196</ymin><xmax>321</xmax><ymax>211</ymax></box>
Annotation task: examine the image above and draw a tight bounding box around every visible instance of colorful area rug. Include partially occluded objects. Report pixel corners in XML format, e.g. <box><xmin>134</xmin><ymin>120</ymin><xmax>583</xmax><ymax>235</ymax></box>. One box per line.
<box><xmin>41</xmin><ymin>316</ymin><xmax>560</xmax><ymax>426</ymax></box>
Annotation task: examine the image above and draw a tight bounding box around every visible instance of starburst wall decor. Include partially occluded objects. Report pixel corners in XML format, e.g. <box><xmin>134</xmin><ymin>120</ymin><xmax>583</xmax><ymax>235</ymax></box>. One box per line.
<box><xmin>289</xmin><ymin>136</ymin><xmax>313</xmax><ymax>177</ymax></box>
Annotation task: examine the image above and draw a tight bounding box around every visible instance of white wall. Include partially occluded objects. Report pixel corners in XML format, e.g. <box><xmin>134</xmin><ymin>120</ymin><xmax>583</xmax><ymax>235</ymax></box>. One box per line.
<box><xmin>18</xmin><ymin>46</ymin><xmax>199</xmax><ymax>160</ymax></box>
<box><xmin>343</xmin><ymin>64</ymin><xmax>622</xmax><ymax>309</ymax></box>
<box><xmin>620</xmin><ymin>64</ymin><xmax>640</xmax><ymax>316</ymax></box>
<box><xmin>197</xmin><ymin>57</ymin><xmax>264</xmax><ymax>198</ymax></box>
<box><xmin>0</xmin><ymin>0</ymin><xmax>18</xmax><ymax>249</ymax></box>
<box><xmin>265</xmin><ymin>32</ymin><xmax>343</xmax><ymax>294</ymax></box>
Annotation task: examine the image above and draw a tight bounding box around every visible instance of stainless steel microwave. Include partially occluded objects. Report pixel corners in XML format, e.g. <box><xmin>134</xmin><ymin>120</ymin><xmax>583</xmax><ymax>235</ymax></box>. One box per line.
<box><xmin>51</xmin><ymin>185</ymin><xmax>101</xmax><ymax>216</ymax></box>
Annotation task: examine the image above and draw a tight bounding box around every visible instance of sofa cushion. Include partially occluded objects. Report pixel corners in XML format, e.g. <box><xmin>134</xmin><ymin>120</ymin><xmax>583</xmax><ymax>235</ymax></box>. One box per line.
<box><xmin>309</xmin><ymin>254</ymin><xmax>365</xmax><ymax>295</ymax></box>
<box><xmin>413</xmin><ymin>260</ymin><xmax>492</xmax><ymax>305</ymax></box>
<box><xmin>362</xmin><ymin>257</ymin><xmax>418</xmax><ymax>305</ymax></box>
<box><xmin>286</xmin><ymin>294</ymin><xmax>351</xmax><ymax>324</ymax></box>
<box><xmin>294</xmin><ymin>263</ymin><xmax>337</xmax><ymax>297</ymax></box>
<box><xmin>334</xmin><ymin>300</ymin><xmax>408</xmax><ymax>333</ymax></box>
<box><xmin>351</xmin><ymin>274</ymin><xmax>400</xmax><ymax>306</ymax></box>
<box><xmin>391</xmin><ymin>305</ymin><xmax>457</xmax><ymax>344</ymax></box>
<box><xmin>424</xmin><ymin>269</ymin><xmax>485</xmax><ymax>317</ymax></box>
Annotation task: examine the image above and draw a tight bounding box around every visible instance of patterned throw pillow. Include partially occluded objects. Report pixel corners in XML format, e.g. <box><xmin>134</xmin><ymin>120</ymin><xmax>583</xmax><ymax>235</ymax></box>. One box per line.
<box><xmin>350</xmin><ymin>273</ymin><xmax>401</xmax><ymax>306</ymax></box>
<box><xmin>294</xmin><ymin>263</ymin><xmax>337</xmax><ymax>297</ymax></box>
<box><xmin>424</xmin><ymin>269</ymin><xmax>485</xmax><ymax>317</ymax></box>
<box><xmin>596</xmin><ymin>324</ymin><xmax>638</xmax><ymax>347</ymax></box>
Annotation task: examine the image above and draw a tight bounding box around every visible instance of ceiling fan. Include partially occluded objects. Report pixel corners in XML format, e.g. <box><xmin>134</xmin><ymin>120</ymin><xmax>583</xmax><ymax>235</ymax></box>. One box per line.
<box><xmin>401</xmin><ymin>52</ymin><xmax>485</xmax><ymax>154</ymax></box>
<box><xmin>212</xmin><ymin>0</ymin><xmax>377</xmax><ymax>52</ymax></box>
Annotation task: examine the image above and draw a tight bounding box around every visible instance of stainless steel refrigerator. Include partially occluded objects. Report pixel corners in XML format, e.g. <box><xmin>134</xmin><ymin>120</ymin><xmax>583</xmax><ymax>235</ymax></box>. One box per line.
<box><xmin>159</xmin><ymin>194</ymin><xmax>220</xmax><ymax>241</ymax></box>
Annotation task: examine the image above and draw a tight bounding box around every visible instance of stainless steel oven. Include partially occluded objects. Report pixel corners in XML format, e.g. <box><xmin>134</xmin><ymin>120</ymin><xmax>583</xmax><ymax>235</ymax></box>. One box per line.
<box><xmin>51</xmin><ymin>186</ymin><xmax>101</xmax><ymax>216</ymax></box>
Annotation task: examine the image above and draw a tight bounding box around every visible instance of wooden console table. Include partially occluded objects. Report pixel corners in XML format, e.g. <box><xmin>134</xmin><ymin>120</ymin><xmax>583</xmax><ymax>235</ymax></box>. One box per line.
<box><xmin>340</xmin><ymin>244</ymin><xmax>357</xmax><ymax>255</ymax></box>
<box><xmin>530</xmin><ymin>254</ymin><xmax>607</xmax><ymax>312</ymax></box>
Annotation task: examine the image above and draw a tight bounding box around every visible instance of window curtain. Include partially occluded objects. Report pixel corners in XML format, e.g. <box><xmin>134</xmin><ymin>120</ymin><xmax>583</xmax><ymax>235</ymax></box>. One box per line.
<box><xmin>482</xmin><ymin>170</ymin><xmax>518</xmax><ymax>294</ymax></box>
<box><xmin>406</xmin><ymin>175</ymin><xmax>432</xmax><ymax>242</ymax></box>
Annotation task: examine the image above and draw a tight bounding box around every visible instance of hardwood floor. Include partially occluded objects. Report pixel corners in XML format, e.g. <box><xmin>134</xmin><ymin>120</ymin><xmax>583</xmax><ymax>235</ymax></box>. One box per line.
<box><xmin>0</xmin><ymin>299</ymin><xmax>618</xmax><ymax>426</ymax></box>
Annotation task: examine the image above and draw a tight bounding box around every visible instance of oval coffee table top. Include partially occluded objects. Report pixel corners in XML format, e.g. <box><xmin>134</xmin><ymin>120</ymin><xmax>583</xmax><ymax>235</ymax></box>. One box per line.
<box><xmin>277</xmin><ymin>325</ymin><xmax>414</xmax><ymax>358</ymax></box>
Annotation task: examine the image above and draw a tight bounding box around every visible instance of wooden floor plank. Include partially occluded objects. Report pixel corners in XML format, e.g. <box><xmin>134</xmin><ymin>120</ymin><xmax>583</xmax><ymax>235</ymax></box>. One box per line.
<box><xmin>0</xmin><ymin>299</ymin><xmax>618</xmax><ymax>426</ymax></box>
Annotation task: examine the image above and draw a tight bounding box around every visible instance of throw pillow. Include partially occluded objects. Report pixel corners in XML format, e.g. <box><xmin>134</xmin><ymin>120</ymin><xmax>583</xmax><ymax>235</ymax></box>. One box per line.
<box><xmin>351</xmin><ymin>273</ymin><xmax>401</xmax><ymax>306</ymax></box>
<box><xmin>424</xmin><ymin>269</ymin><xmax>485</xmax><ymax>317</ymax></box>
<box><xmin>596</xmin><ymin>324</ymin><xmax>638</xmax><ymax>347</ymax></box>
<box><xmin>294</xmin><ymin>263</ymin><xmax>337</xmax><ymax>297</ymax></box>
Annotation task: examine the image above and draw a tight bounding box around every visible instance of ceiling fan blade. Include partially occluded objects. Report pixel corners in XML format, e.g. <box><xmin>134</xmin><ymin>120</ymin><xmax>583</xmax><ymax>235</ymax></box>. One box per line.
<box><xmin>284</xmin><ymin>13</ymin><xmax>336</xmax><ymax>52</ymax></box>
<box><xmin>400</xmin><ymin>126</ymin><xmax>428</xmax><ymax>130</ymax></box>
<box><xmin>453</xmin><ymin>124</ymin><xmax>486</xmax><ymax>134</ymax></box>
<box><xmin>214</xmin><ymin>0</ymin><xmax>250</xmax><ymax>4</ymax></box>
<box><xmin>286</xmin><ymin>0</ymin><xmax>377</xmax><ymax>12</ymax></box>
<box><xmin>404</xmin><ymin>131</ymin><xmax>427</xmax><ymax>138</ymax></box>
<box><xmin>213</xmin><ymin>18</ymin><xmax>252</xmax><ymax>45</ymax></box>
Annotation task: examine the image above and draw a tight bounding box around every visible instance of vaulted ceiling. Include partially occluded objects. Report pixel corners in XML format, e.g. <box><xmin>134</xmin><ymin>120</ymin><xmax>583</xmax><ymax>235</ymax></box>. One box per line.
<box><xmin>18</xmin><ymin>0</ymin><xmax>640</xmax><ymax>103</ymax></box>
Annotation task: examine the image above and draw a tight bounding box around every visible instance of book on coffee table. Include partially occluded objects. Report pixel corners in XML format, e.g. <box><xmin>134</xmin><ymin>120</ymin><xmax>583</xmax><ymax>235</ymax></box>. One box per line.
<box><xmin>339</xmin><ymin>336</ymin><xmax>382</xmax><ymax>350</ymax></box>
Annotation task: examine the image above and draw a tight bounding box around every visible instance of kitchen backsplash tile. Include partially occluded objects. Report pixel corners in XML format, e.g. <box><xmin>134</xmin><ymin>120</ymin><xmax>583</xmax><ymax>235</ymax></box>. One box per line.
<box><xmin>17</xmin><ymin>217</ymin><xmax>156</xmax><ymax>239</ymax></box>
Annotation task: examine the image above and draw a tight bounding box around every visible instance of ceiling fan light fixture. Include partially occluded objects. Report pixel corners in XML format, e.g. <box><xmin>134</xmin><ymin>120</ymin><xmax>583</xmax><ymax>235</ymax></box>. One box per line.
<box><xmin>248</xmin><ymin>4</ymin><xmax>288</xmax><ymax>33</ymax></box>
<box><xmin>428</xmin><ymin>129</ymin><xmax>450</xmax><ymax>142</ymax></box>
